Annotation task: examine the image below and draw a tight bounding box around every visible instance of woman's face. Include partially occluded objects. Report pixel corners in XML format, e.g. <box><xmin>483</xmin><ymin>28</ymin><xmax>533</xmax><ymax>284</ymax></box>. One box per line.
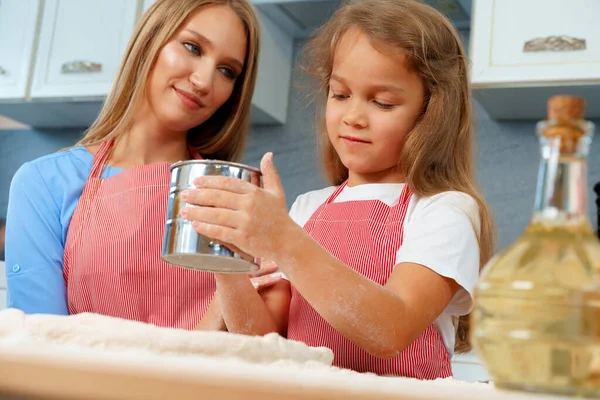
<box><xmin>145</xmin><ymin>5</ymin><xmax>248</xmax><ymax>134</ymax></box>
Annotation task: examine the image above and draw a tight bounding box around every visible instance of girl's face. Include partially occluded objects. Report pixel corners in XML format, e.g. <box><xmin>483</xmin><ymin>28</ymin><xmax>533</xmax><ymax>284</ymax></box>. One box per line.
<box><xmin>144</xmin><ymin>5</ymin><xmax>247</xmax><ymax>135</ymax></box>
<box><xmin>326</xmin><ymin>28</ymin><xmax>426</xmax><ymax>185</ymax></box>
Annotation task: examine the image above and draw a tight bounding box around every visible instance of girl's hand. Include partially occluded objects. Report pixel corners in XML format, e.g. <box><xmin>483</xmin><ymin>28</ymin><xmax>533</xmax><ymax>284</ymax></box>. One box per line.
<box><xmin>180</xmin><ymin>153</ymin><xmax>294</xmax><ymax>261</ymax></box>
<box><xmin>250</xmin><ymin>271</ymin><xmax>284</xmax><ymax>290</ymax></box>
<box><xmin>251</xmin><ymin>258</ymin><xmax>279</xmax><ymax>278</ymax></box>
<box><xmin>249</xmin><ymin>259</ymin><xmax>283</xmax><ymax>290</ymax></box>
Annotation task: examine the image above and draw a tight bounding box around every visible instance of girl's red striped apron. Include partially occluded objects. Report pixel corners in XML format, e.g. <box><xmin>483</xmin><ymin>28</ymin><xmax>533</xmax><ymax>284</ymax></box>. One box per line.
<box><xmin>63</xmin><ymin>139</ymin><xmax>215</xmax><ymax>329</ymax></box>
<box><xmin>287</xmin><ymin>182</ymin><xmax>452</xmax><ymax>378</ymax></box>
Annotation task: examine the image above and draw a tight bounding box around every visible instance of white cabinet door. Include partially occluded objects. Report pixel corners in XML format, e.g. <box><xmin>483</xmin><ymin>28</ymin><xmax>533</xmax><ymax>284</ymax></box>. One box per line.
<box><xmin>30</xmin><ymin>0</ymin><xmax>138</xmax><ymax>99</ymax></box>
<box><xmin>252</xmin><ymin>7</ymin><xmax>292</xmax><ymax>124</ymax></box>
<box><xmin>0</xmin><ymin>0</ymin><xmax>40</xmax><ymax>100</ymax></box>
<box><xmin>471</xmin><ymin>0</ymin><xmax>600</xmax><ymax>86</ymax></box>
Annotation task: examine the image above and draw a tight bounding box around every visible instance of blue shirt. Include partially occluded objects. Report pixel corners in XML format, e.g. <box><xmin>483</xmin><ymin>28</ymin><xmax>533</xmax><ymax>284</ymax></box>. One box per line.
<box><xmin>5</xmin><ymin>147</ymin><xmax>123</xmax><ymax>314</ymax></box>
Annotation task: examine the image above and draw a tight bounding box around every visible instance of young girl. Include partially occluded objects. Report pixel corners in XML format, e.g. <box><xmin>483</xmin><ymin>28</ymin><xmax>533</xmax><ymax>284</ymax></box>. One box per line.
<box><xmin>5</xmin><ymin>0</ymin><xmax>260</xmax><ymax>330</ymax></box>
<box><xmin>181</xmin><ymin>0</ymin><xmax>495</xmax><ymax>378</ymax></box>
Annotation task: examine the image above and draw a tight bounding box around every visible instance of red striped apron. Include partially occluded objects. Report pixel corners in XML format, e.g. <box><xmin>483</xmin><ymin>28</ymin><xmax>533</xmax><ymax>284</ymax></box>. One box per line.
<box><xmin>287</xmin><ymin>182</ymin><xmax>452</xmax><ymax>378</ymax></box>
<box><xmin>63</xmin><ymin>139</ymin><xmax>215</xmax><ymax>329</ymax></box>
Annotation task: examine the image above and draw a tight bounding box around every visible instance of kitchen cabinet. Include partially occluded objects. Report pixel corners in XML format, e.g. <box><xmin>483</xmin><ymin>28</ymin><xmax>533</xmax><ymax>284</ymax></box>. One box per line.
<box><xmin>0</xmin><ymin>0</ymin><xmax>40</xmax><ymax>101</ymax></box>
<box><xmin>30</xmin><ymin>0</ymin><xmax>138</xmax><ymax>99</ymax></box>
<box><xmin>0</xmin><ymin>0</ymin><xmax>138</xmax><ymax>127</ymax></box>
<box><xmin>470</xmin><ymin>0</ymin><xmax>600</xmax><ymax>120</ymax></box>
<box><xmin>0</xmin><ymin>0</ymin><xmax>293</xmax><ymax>127</ymax></box>
<box><xmin>251</xmin><ymin>7</ymin><xmax>293</xmax><ymax>124</ymax></box>
<box><xmin>252</xmin><ymin>0</ymin><xmax>473</xmax><ymax>39</ymax></box>
<box><xmin>252</xmin><ymin>0</ymin><xmax>340</xmax><ymax>39</ymax></box>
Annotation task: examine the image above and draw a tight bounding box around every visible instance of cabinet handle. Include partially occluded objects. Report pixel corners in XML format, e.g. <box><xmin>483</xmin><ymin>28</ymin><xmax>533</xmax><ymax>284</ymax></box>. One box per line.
<box><xmin>0</xmin><ymin>66</ymin><xmax>6</xmax><ymax>75</ymax></box>
<box><xmin>61</xmin><ymin>60</ymin><xmax>103</xmax><ymax>74</ymax></box>
<box><xmin>523</xmin><ymin>35</ymin><xmax>586</xmax><ymax>52</ymax></box>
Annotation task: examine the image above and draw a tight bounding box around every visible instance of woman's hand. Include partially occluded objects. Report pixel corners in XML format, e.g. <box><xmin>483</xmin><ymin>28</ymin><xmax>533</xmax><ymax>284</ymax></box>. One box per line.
<box><xmin>180</xmin><ymin>153</ymin><xmax>296</xmax><ymax>261</ymax></box>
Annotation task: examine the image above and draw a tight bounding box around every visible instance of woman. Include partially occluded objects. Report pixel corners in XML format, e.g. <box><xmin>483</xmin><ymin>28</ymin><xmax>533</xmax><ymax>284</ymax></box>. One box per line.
<box><xmin>4</xmin><ymin>0</ymin><xmax>260</xmax><ymax>330</ymax></box>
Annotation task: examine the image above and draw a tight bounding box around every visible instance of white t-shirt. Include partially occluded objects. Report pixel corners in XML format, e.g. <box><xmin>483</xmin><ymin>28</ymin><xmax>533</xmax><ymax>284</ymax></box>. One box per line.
<box><xmin>287</xmin><ymin>183</ymin><xmax>481</xmax><ymax>356</ymax></box>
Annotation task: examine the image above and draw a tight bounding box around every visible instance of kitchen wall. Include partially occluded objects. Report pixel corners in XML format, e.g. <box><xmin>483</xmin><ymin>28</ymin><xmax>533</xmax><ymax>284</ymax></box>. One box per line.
<box><xmin>1</xmin><ymin>42</ymin><xmax>599</xmax><ymax>251</ymax></box>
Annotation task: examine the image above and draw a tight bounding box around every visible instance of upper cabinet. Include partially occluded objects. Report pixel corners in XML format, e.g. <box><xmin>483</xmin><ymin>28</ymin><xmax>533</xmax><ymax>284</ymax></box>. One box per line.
<box><xmin>0</xmin><ymin>0</ymin><xmax>293</xmax><ymax>128</ymax></box>
<box><xmin>30</xmin><ymin>0</ymin><xmax>138</xmax><ymax>99</ymax></box>
<box><xmin>252</xmin><ymin>0</ymin><xmax>473</xmax><ymax>39</ymax></box>
<box><xmin>252</xmin><ymin>0</ymin><xmax>339</xmax><ymax>39</ymax></box>
<box><xmin>0</xmin><ymin>0</ymin><xmax>40</xmax><ymax>101</ymax></box>
<box><xmin>251</xmin><ymin>7</ymin><xmax>293</xmax><ymax>125</ymax></box>
<box><xmin>470</xmin><ymin>0</ymin><xmax>600</xmax><ymax>120</ymax></box>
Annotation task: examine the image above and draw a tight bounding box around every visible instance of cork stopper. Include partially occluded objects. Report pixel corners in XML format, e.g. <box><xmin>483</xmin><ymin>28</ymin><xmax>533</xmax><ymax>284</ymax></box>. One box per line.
<box><xmin>547</xmin><ymin>95</ymin><xmax>586</xmax><ymax>120</ymax></box>
<box><xmin>542</xmin><ymin>95</ymin><xmax>587</xmax><ymax>153</ymax></box>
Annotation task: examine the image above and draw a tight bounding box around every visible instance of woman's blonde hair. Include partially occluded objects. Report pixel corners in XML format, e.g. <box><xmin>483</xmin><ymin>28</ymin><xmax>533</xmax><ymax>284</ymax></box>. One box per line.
<box><xmin>76</xmin><ymin>0</ymin><xmax>260</xmax><ymax>162</ymax></box>
<box><xmin>302</xmin><ymin>0</ymin><xmax>496</xmax><ymax>353</ymax></box>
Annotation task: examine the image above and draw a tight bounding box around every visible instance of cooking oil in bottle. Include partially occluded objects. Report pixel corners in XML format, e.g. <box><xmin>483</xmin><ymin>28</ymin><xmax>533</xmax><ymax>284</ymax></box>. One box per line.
<box><xmin>471</xmin><ymin>95</ymin><xmax>600</xmax><ymax>397</ymax></box>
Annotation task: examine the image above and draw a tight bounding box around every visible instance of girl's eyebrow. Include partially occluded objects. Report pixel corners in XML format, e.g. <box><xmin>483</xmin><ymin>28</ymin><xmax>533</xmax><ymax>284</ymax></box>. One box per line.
<box><xmin>371</xmin><ymin>84</ymin><xmax>406</xmax><ymax>95</ymax></box>
<box><xmin>330</xmin><ymin>74</ymin><xmax>347</xmax><ymax>85</ymax></box>
<box><xmin>331</xmin><ymin>74</ymin><xmax>406</xmax><ymax>95</ymax></box>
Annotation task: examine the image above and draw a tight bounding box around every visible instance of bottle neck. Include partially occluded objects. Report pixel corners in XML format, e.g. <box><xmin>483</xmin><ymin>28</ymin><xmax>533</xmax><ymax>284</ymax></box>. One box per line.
<box><xmin>531</xmin><ymin>120</ymin><xmax>594</xmax><ymax>227</ymax></box>
<box><xmin>532</xmin><ymin>154</ymin><xmax>589</xmax><ymax>224</ymax></box>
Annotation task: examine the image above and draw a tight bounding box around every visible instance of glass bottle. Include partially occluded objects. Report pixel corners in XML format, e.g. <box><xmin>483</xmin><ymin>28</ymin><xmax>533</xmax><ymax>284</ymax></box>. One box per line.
<box><xmin>471</xmin><ymin>95</ymin><xmax>600</xmax><ymax>397</ymax></box>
